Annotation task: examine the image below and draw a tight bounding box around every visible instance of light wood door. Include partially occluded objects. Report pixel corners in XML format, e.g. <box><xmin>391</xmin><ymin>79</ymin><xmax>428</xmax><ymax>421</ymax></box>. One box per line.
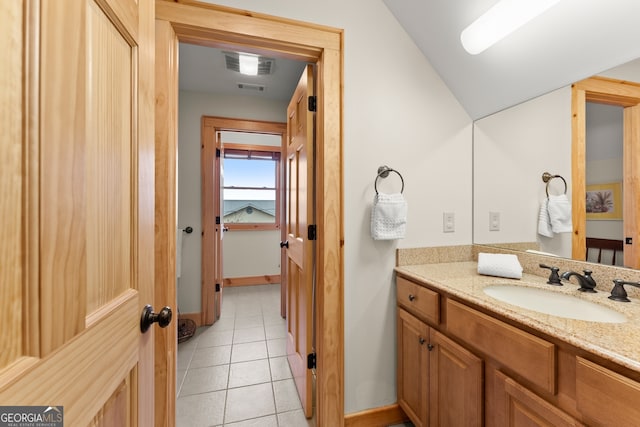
<box><xmin>214</xmin><ymin>132</ymin><xmax>225</xmax><ymax>321</ymax></box>
<box><xmin>397</xmin><ymin>309</ymin><xmax>429</xmax><ymax>427</ymax></box>
<box><xmin>285</xmin><ymin>64</ymin><xmax>315</xmax><ymax>418</ymax></box>
<box><xmin>429</xmin><ymin>329</ymin><xmax>483</xmax><ymax>427</ymax></box>
<box><xmin>0</xmin><ymin>0</ymin><xmax>157</xmax><ymax>425</ymax></box>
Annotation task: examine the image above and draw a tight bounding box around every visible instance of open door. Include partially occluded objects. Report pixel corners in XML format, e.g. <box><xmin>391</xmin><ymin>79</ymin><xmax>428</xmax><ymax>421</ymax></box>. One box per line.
<box><xmin>284</xmin><ymin>65</ymin><xmax>315</xmax><ymax>418</ymax></box>
<box><xmin>214</xmin><ymin>132</ymin><xmax>225</xmax><ymax>320</ymax></box>
<box><xmin>0</xmin><ymin>0</ymin><xmax>159</xmax><ymax>425</ymax></box>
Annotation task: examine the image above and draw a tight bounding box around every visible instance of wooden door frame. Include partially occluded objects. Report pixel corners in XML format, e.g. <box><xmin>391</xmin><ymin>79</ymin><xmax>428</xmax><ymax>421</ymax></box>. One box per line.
<box><xmin>572</xmin><ymin>76</ymin><xmax>640</xmax><ymax>267</ymax></box>
<box><xmin>201</xmin><ymin>116</ymin><xmax>287</xmax><ymax>324</ymax></box>
<box><xmin>155</xmin><ymin>1</ymin><xmax>345</xmax><ymax>425</ymax></box>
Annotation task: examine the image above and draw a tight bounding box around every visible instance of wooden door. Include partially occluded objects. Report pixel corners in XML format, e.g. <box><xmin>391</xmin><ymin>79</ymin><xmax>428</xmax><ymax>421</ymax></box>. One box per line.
<box><xmin>397</xmin><ymin>309</ymin><xmax>429</xmax><ymax>427</ymax></box>
<box><xmin>214</xmin><ymin>132</ymin><xmax>225</xmax><ymax>320</ymax></box>
<box><xmin>429</xmin><ymin>329</ymin><xmax>483</xmax><ymax>427</ymax></box>
<box><xmin>285</xmin><ymin>64</ymin><xmax>315</xmax><ymax>418</ymax></box>
<box><xmin>0</xmin><ymin>0</ymin><xmax>157</xmax><ymax>425</ymax></box>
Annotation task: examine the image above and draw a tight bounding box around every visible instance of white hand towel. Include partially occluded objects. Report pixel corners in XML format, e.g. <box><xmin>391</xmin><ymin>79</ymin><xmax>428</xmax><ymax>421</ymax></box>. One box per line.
<box><xmin>547</xmin><ymin>194</ymin><xmax>572</xmax><ymax>233</ymax></box>
<box><xmin>371</xmin><ymin>192</ymin><xmax>407</xmax><ymax>240</ymax></box>
<box><xmin>537</xmin><ymin>198</ymin><xmax>554</xmax><ymax>237</ymax></box>
<box><xmin>477</xmin><ymin>253</ymin><xmax>523</xmax><ymax>279</ymax></box>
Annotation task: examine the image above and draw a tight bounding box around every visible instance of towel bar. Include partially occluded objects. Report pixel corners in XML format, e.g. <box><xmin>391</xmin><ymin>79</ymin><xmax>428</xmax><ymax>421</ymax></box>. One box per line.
<box><xmin>375</xmin><ymin>166</ymin><xmax>404</xmax><ymax>194</ymax></box>
<box><xmin>542</xmin><ymin>172</ymin><xmax>567</xmax><ymax>197</ymax></box>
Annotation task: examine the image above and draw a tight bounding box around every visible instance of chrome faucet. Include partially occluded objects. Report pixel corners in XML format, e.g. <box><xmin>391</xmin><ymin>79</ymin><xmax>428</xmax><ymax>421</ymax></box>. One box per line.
<box><xmin>608</xmin><ymin>279</ymin><xmax>640</xmax><ymax>302</ymax></box>
<box><xmin>560</xmin><ymin>270</ymin><xmax>597</xmax><ymax>293</ymax></box>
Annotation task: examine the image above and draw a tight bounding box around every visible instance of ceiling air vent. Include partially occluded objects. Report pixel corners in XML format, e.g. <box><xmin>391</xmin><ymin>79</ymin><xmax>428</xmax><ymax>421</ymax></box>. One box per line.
<box><xmin>237</xmin><ymin>83</ymin><xmax>266</xmax><ymax>92</ymax></box>
<box><xmin>224</xmin><ymin>52</ymin><xmax>275</xmax><ymax>75</ymax></box>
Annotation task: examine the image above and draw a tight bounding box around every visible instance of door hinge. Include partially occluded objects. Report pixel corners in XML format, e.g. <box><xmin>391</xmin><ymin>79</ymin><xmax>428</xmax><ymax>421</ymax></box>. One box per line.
<box><xmin>215</xmin><ymin>283</ymin><xmax>220</xmax><ymax>292</ymax></box>
<box><xmin>308</xmin><ymin>224</ymin><xmax>317</xmax><ymax>241</ymax></box>
<box><xmin>216</xmin><ymin>216</ymin><xmax>221</xmax><ymax>225</ymax></box>
<box><xmin>216</xmin><ymin>148</ymin><xmax>221</xmax><ymax>157</ymax></box>
<box><xmin>307</xmin><ymin>352</ymin><xmax>316</xmax><ymax>369</ymax></box>
<box><xmin>626</xmin><ymin>237</ymin><xmax>633</xmax><ymax>245</ymax></box>
<box><xmin>308</xmin><ymin>95</ymin><xmax>317</xmax><ymax>112</ymax></box>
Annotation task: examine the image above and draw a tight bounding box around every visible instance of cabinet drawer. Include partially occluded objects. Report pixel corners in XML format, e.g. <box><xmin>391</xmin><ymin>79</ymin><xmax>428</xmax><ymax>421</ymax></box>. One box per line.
<box><xmin>576</xmin><ymin>357</ymin><xmax>640</xmax><ymax>426</ymax></box>
<box><xmin>446</xmin><ymin>299</ymin><xmax>556</xmax><ymax>394</ymax></box>
<box><xmin>396</xmin><ymin>276</ymin><xmax>440</xmax><ymax>325</ymax></box>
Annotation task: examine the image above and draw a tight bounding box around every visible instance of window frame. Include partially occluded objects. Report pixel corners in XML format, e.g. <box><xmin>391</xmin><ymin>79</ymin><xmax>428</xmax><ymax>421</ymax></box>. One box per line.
<box><xmin>221</xmin><ymin>142</ymin><xmax>282</xmax><ymax>231</ymax></box>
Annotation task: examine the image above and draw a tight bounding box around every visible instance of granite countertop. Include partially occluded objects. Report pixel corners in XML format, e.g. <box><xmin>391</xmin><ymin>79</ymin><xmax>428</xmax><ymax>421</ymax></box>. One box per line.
<box><xmin>395</xmin><ymin>261</ymin><xmax>640</xmax><ymax>374</ymax></box>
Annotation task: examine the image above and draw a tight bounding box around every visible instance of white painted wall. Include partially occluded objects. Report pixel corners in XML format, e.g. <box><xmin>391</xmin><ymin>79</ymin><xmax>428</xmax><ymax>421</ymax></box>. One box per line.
<box><xmin>473</xmin><ymin>86</ymin><xmax>573</xmax><ymax>258</ymax></box>
<box><xmin>181</xmin><ymin>0</ymin><xmax>473</xmax><ymax>414</ymax></box>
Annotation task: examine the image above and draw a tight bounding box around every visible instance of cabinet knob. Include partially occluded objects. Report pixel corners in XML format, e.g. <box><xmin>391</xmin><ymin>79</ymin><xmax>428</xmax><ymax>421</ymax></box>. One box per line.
<box><xmin>419</xmin><ymin>337</ymin><xmax>426</xmax><ymax>345</ymax></box>
<box><xmin>408</xmin><ymin>294</ymin><xmax>415</xmax><ymax>301</ymax></box>
<box><xmin>427</xmin><ymin>343</ymin><xmax>434</xmax><ymax>351</ymax></box>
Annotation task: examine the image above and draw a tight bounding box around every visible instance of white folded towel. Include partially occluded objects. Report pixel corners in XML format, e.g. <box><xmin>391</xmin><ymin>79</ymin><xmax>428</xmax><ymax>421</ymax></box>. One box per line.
<box><xmin>547</xmin><ymin>194</ymin><xmax>572</xmax><ymax>233</ymax></box>
<box><xmin>371</xmin><ymin>192</ymin><xmax>407</xmax><ymax>240</ymax></box>
<box><xmin>477</xmin><ymin>253</ymin><xmax>523</xmax><ymax>279</ymax></box>
<box><xmin>537</xmin><ymin>198</ymin><xmax>554</xmax><ymax>237</ymax></box>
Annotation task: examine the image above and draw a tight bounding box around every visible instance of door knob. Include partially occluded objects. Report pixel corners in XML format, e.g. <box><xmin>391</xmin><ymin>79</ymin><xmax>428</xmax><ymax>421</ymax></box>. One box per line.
<box><xmin>280</xmin><ymin>240</ymin><xmax>289</xmax><ymax>248</ymax></box>
<box><xmin>140</xmin><ymin>305</ymin><xmax>172</xmax><ymax>333</ymax></box>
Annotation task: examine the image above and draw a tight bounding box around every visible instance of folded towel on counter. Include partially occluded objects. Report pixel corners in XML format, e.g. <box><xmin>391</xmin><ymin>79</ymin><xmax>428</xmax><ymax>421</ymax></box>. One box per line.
<box><xmin>537</xmin><ymin>198</ymin><xmax>554</xmax><ymax>237</ymax></box>
<box><xmin>477</xmin><ymin>253</ymin><xmax>523</xmax><ymax>279</ymax></box>
<box><xmin>371</xmin><ymin>192</ymin><xmax>407</xmax><ymax>240</ymax></box>
<box><xmin>547</xmin><ymin>194</ymin><xmax>572</xmax><ymax>233</ymax></box>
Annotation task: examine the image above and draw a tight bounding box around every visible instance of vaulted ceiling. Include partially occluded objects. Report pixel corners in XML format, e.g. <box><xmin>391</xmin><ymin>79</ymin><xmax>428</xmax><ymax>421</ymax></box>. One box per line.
<box><xmin>179</xmin><ymin>0</ymin><xmax>640</xmax><ymax>120</ymax></box>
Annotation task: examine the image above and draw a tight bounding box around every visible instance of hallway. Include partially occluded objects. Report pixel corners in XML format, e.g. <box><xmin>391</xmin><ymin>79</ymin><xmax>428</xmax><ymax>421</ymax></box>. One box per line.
<box><xmin>177</xmin><ymin>284</ymin><xmax>314</xmax><ymax>426</ymax></box>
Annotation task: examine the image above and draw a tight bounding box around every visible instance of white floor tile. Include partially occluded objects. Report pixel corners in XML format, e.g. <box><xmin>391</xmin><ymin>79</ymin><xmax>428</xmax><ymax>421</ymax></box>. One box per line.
<box><xmin>224</xmin><ymin>383</ymin><xmax>275</xmax><ymax>423</ymax></box>
<box><xmin>234</xmin><ymin>315</ymin><xmax>264</xmax><ymax>329</ymax></box>
<box><xmin>180</xmin><ymin>365</ymin><xmax>229</xmax><ymax>396</ymax></box>
<box><xmin>197</xmin><ymin>330</ymin><xmax>234</xmax><ymax>348</ymax></box>
<box><xmin>277</xmin><ymin>409</ymin><xmax>315</xmax><ymax>427</ymax></box>
<box><xmin>228</xmin><ymin>359</ymin><xmax>271</xmax><ymax>388</ymax></box>
<box><xmin>223</xmin><ymin>415</ymin><xmax>278</xmax><ymax>427</ymax></box>
<box><xmin>273</xmin><ymin>378</ymin><xmax>302</xmax><ymax>413</ymax></box>
<box><xmin>269</xmin><ymin>356</ymin><xmax>292</xmax><ymax>381</ymax></box>
<box><xmin>266</xmin><ymin>338</ymin><xmax>287</xmax><ymax>357</ymax></box>
<box><xmin>233</xmin><ymin>326</ymin><xmax>266</xmax><ymax>344</ymax></box>
<box><xmin>231</xmin><ymin>341</ymin><xmax>268</xmax><ymax>363</ymax></box>
<box><xmin>265</xmin><ymin>323</ymin><xmax>287</xmax><ymax>339</ymax></box>
<box><xmin>176</xmin><ymin>390</ymin><xmax>226</xmax><ymax>427</ymax></box>
<box><xmin>190</xmin><ymin>345</ymin><xmax>231</xmax><ymax>368</ymax></box>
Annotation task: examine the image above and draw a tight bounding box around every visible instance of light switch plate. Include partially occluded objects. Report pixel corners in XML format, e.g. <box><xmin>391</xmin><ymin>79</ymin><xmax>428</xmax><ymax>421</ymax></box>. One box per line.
<box><xmin>489</xmin><ymin>211</ymin><xmax>500</xmax><ymax>231</ymax></box>
<box><xmin>443</xmin><ymin>212</ymin><xmax>455</xmax><ymax>233</ymax></box>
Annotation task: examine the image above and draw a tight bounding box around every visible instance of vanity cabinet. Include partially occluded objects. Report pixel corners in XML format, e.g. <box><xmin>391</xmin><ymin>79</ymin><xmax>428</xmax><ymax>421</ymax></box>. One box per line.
<box><xmin>397</xmin><ymin>276</ymin><xmax>483</xmax><ymax>427</ymax></box>
<box><xmin>396</xmin><ymin>272</ymin><xmax>640</xmax><ymax>427</ymax></box>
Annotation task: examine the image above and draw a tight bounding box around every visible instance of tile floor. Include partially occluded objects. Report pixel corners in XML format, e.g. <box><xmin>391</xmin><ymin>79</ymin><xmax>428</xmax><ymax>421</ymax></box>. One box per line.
<box><xmin>177</xmin><ymin>284</ymin><xmax>315</xmax><ymax>427</ymax></box>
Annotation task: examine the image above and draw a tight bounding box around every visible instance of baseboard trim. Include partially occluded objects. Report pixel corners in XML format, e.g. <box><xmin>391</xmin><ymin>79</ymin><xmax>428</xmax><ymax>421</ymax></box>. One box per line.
<box><xmin>344</xmin><ymin>403</ymin><xmax>408</xmax><ymax>427</ymax></box>
<box><xmin>223</xmin><ymin>274</ymin><xmax>280</xmax><ymax>287</ymax></box>
<box><xmin>178</xmin><ymin>312</ymin><xmax>202</xmax><ymax>327</ymax></box>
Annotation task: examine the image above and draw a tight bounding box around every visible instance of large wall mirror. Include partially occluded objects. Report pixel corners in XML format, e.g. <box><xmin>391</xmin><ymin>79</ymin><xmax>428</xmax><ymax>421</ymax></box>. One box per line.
<box><xmin>473</xmin><ymin>57</ymin><xmax>640</xmax><ymax>269</ymax></box>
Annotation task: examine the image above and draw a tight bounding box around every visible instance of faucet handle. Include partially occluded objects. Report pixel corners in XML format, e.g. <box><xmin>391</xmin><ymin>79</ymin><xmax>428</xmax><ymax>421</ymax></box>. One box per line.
<box><xmin>608</xmin><ymin>279</ymin><xmax>640</xmax><ymax>302</ymax></box>
<box><xmin>539</xmin><ymin>264</ymin><xmax>562</xmax><ymax>286</ymax></box>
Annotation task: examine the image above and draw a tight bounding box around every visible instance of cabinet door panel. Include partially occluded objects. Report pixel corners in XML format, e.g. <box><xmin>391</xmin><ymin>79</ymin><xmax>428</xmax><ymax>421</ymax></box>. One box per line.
<box><xmin>492</xmin><ymin>369</ymin><xmax>584</xmax><ymax>427</ymax></box>
<box><xmin>429</xmin><ymin>329</ymin><xmax>483</xmax><ymax>427</ymax></box>
<box><xmin>397</xmin><ymin>308</ymin><xmax>429</xmax><ymax>427</ymax></box>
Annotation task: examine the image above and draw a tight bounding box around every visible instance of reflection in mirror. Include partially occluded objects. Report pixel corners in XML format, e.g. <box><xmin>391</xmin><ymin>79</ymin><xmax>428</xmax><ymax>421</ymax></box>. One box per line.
<box><xmin>473</xmin><ymin>58</ymin><xmax>640</xmax><ymax>268</ymax></box>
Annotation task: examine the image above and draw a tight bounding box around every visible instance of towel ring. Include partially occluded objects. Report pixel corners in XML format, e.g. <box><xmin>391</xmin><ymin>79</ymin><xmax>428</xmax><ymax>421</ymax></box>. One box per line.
<box><xmin>375</xmin><ymin>166</ymin><xmax>404</xmax><ymax>194</ymax></box>
<box><xmin>542</xmin><ymin>172</ymin><xmax>567</xmax><ymax>197</ymax></box>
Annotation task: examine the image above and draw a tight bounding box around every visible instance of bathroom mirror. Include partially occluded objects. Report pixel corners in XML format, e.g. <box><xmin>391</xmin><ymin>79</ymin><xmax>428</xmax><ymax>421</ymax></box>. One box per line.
<box><xmin>472</xmin><ymin>57</ymin><xmax>640</xmax><ymax>268</ymax></box>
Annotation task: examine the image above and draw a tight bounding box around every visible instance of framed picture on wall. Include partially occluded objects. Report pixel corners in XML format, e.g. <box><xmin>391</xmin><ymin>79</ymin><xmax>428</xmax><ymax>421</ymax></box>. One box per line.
<box><xmin>586</xmin><ymin>182</ymin><xmax>622</xmax><ymax>220</ymax></box>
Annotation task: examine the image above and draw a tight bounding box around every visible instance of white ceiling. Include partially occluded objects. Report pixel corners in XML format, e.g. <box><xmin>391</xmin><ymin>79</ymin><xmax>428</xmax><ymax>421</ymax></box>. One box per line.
<box><xmin>178</xmin><ymin>0</ymin><xmax>640</xmax><ymax>120</ymax></box>
<box><xmin>179</xmin><ymin>43</ymin><xmax>307</xmax><ymax>101</ymax></box>
<box><xmin>383</xmin><ymin>0</ymin><xmax>640</xmax><ymax>119</ymax></box>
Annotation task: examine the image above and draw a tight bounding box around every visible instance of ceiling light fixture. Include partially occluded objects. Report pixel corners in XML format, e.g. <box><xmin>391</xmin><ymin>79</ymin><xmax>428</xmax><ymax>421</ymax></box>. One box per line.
<box><xmin>239</xmin><ymin>54</ymin><xmax>259</xmax><ymax>76</ymax></box>
<box><xmin>460</xmin><ymin>0</ymin><xmax>562</xmax><ymax>55</ymax></box>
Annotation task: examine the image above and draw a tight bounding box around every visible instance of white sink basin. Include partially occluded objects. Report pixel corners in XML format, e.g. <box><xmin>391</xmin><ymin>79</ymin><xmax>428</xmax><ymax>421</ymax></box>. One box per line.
<box><xmin>483</xmin><ymin>285</ymin><xmax>627</xmax><ymax>323</ymax></box>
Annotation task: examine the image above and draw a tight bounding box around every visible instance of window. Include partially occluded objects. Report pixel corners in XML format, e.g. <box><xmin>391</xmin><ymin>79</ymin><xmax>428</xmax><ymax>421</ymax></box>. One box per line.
<box><xmin>222</xmin><ymin>144</ymin><xmax>281</xmax><ymax>230</ymax></box>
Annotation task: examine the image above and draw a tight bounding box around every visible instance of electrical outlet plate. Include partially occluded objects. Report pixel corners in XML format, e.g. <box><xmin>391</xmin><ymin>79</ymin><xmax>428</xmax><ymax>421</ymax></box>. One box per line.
<box><xmin>443</xmin><ymin>212</ymin><xmax>455</xmax><ymax>233</ymax></box>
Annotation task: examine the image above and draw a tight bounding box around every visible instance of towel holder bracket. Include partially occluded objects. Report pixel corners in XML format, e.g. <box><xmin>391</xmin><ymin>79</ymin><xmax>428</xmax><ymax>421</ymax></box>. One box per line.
<box><xmin>375</xmin><ymin>165</ymin><xmax>404</xmax><ymax>194</ymax></box>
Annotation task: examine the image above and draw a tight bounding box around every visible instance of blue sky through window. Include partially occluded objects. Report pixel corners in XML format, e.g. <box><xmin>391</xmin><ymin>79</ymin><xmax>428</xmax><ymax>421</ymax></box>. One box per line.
<box><xmin>224</xmin><ymin>158</ymin><xmax>276</xmax><ymax>200</ymax></box>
